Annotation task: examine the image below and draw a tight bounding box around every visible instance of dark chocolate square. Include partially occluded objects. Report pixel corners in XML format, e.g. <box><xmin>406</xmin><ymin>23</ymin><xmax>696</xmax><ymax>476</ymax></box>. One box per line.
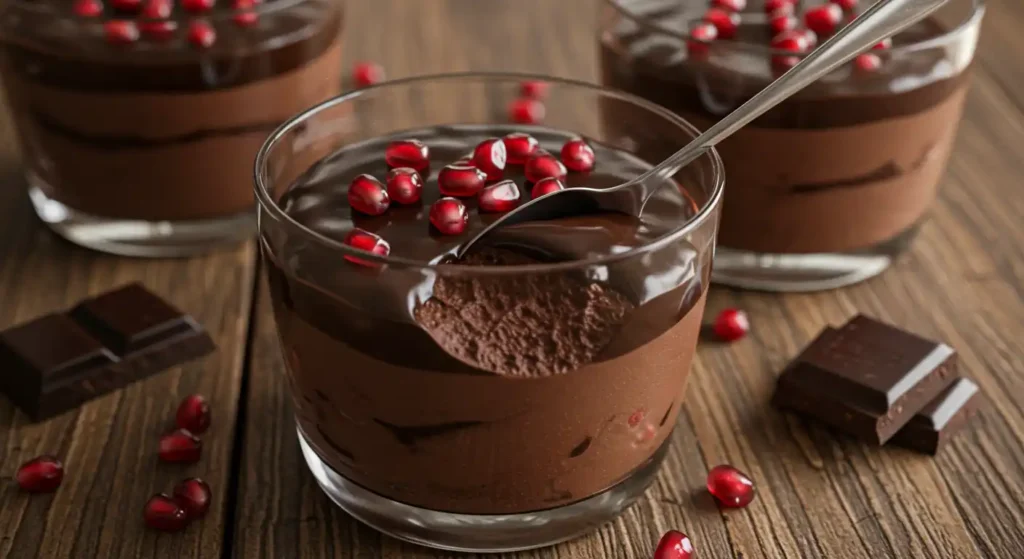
<box><xmin>891</xmin><ymin>378</ymin><xmax>981</xmax><ymax>455</ymax></box>
<box><xmin>70</xmin><ymin>283</ymin><xmax>194</xmax><ymax>356</ymax></box>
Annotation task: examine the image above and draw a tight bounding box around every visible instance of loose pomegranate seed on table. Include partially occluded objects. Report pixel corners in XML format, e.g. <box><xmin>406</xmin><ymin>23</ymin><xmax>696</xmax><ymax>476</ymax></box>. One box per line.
<box><xmin>384</xmin><ymin>139</ymin><xmax>430</xmax><ymax>174</ymax></box>
<box><xmin>520</xmin><ymin>80</ymin><xmax>549</xmax><ymax>99</ymax></box>
<box><xmin>502</xmin><ymin>132</ymin><xmax>539</xmax><ymax>165</ymax></box>
<box><xmin>653</xmin><ymin>530</ymin><xmax>695</xmax><ymax>559</ymax></box>
<box><xmin>508</xmin><ymin>97</ymin><xmax>545</xmax><ymax>124</ymax></box>
<box><xmin>385</xmin><ymin>167</ymin><xmax>423</xmax><ymax>205</ymax></box>
<box><xmin>854</xmin><ymin>53</ymin><xmax>882</xmax><ymax>72</ymax></box>
<box><xmin>712</xmin><ymin>308</ymin><xmax>750</xmax><ymax>341</ymax></box>
<box><xmin>687</xmin><ymin>22</ymin><xmax>718</xmax><ymax>57</ymax></box>
<box><xmin>703</xmin><ymin>8</ymin><xmax>740</xmax><ymax>40</ymax></box>
<box><xmin>352</xmin><ymin>61</ymin><xmax>385</xmax><ymax>87</ymax></box>
<box><xmin>144</xmin><ymin>494</ymin><xmax>190</xmax><ymax>532</ymax></box>
<box><xmin>711</xmin><ymin>0</ymin><xmax>744</xmax><ymax>11</ymax></box>
<box><xmin>173</xmin><ymin>478</ymin><xmax>212</xmax><ymax>518</ymax></box>
<box><xmin>531</xmin><ymin>177</ymin><xmax>565</xmax><ymax>199</ymax></box>
<box><xmin>347</xmin><ymin>174</ymin><xmax>391</xmax><ymax>216</ymax></box>
<box><xmin>74</xmin><ymin>0</ymin><xmax>103</xmax><ymax>17</ymax></box>
<box><xmin>158</xmin><ymin>429</ymin><xmax>202</xmax><ymax>463</ymax></box>
<box><xmin>524</xmin><ymin>151</ymin><xmax>567</xmax><ymax>183</ymax></box>
<box><xmin>188</xmin><ymin>20</ymin><xmax>216</xmax><ymax>48</ymax></box>
<box><xmin>181</xmin><ymin>0</ymin><xmax>214</xmax><ymax>12</ymax></box>
<box><xmin>706</xmin><ymin>464</ymin><xmax>756</xmax><ymax>508</ymax></box>
<box><xmin>478</xmin><ymin>179</ymin><xmax>521</xmax><ymax>213</ymax></box>
<box><xmin>438</xmin><ymin>164</ymin><xmax>487</xmax><ymax>197</ymax></box>
<box><xmin>104</xmin><ymin>20</ymin><xmax>140</xmax><ymax>45</ymax></box>
<box><xmin>176</xmin><ymin>394</ymin><xmax>211</xmax><ymax>434</ymax></box>
<box><xmin>343</xmin><ymin>228</ymin><xmax>390</xmax><ymax>265</ymax></box>
<box><xmin>560</xmin><ymin>138</ymin><xmax>596</xmax><ymax>173</ymax></box>
<box><xmin>472</xmin><ymin>138</ymin><xmax>507</xmax><ymax>181</ymax></box>
<box><xmin>429</xmin><ymin>197</ymin><xmax>469</xmax><ymax>236</ymax></box>
<box><xmin>804</xmin><ymin>3</ymin><xmax>843</xmax><ymax>36</ymax></box>
<box><xmin>16</xmin><ymin>456</ymin><xmax>64</xmax><ymax>493</ymax></box>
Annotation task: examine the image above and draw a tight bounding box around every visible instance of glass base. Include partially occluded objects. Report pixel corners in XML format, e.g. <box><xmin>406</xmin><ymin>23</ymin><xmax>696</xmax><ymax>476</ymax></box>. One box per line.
<box><xmin>297</xmin><ymin>426</ymin><xmax>669</xmax><ymax>552</ymax></box>
<box><xmin>28</xmin><ymin>182</ymin><xmax>254</xmax><ymax>258</ymax></box>
<box><xmin>712</xmin><ymin>225</ymin><xmax>919</xmax><ymax>292</ymax></box>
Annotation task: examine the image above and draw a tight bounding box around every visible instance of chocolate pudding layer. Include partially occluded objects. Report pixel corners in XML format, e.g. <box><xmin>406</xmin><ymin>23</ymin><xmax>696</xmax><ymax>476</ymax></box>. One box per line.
<box><xmin>265</xmin><ymin>125</ymin><xmax>711</xmax><ymax>514</ymax></box>
<box><xmin>600</xmin><ymin>0</ymin><xmax>973</xmax><ymax>254</ymax></box>
<box><xmin>0</xmin><ymin>0</ymin><xmax>343</xmax><ymax>221</ymax></box>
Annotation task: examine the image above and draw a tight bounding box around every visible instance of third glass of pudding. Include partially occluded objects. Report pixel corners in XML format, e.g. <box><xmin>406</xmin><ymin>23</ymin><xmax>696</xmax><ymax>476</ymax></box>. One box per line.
<box><xmin>600</xmin><ymin>0</ymin><xmax>984</xmax><ymax>290</ymax></box>
<box><xmin>255</xmin><ymin>73</ymin><xmax>723</xmax><ymax>552</ymax></box>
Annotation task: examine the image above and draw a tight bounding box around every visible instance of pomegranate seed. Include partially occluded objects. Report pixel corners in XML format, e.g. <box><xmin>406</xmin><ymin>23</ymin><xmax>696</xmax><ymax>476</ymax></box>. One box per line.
<box><xmin>764</xmin><ymin>0</ymin><xmax>794</xmax><ymax>12</ymax></box>
<box><xmin>181</xmin><ymin>0</ymin><xmax>213</xmax><ymax>12</ymax></box>
<box><xmin>804</xmin><ymin>4</ymin><xmax>843</xmax><ymax>36</ymax></box>
<box><xmin>703</xmin><ymin>8</ymin><xmax>739</xmax><ymax>40</ymax></box>
<box><xmin>104</xmin><ymin>20</ymin><xmax>139</xmax><ymax>44</ymax></box>
<box><xmin>158</xmin><ymin>429</ymin><xmax>202</xmax><ymax>463</ymax></box>
<box><xmin>531</xmin><ymin>177</ymin><xmax>565</xmax><ymax>199</ymax></box>
<box><xmin>234</xmin><ymin>11</ymin><xmax>258</xmax><ymax>26</ymax></box>
<box><xmin>769</xmin><ymin>10</ymin><xmax>797</xmax><ymax>35</ymax></box>
<box><xmin>16</xmin><ymin>456</ymin><xmax>64</xmax><ymax>493</ymax></box>
<box><xmin>772</xmin><ymin>55</ymin><xmax>800</xmax><ymax>73</ymax></box>
<box><xmin>508</xmin><ymin>98</ymin><xmax>545</xmax><ymax>124</ymax></box>
<box><xmin>347</xmin><ymin>174</ymin><xmax>390</xmax><ymax>216</ymax></box>
<box><xmin>524</xmin><ymin>151</ymin><xmax>567</xmax><ymax>183</ymax></box>
<box><xmin>796</xmin><ymin>28</ymin><xmax>819</xmax><ymax>48</ymax></box>
<box><xmin>560</xmin><ymin>138</ymin><xmax>595</xmax><ymax>173</ymax></box>
<box><xmin>139</xmin><ymin>0</ymin><xmax>175</xmax><ymax>39</ymax></box>
<box><xmin>520</xmin><ymin>80</ymin><xmax>549</xmax><ymax>99</ymax></box>
<box><xmin>831</xmin><ymin>0</ymin><xmax>858</xmax><ymax>10</ymax></box>
<box><xmin>110</xmin><ymin>0</ymin><xmax>140</xmax><ymax>11</ymax></box>
<box><xmin>771</xmin><ymin>29</ymin><xmax>813</xmax><ymax>58</ymax></box>
<box><xmin>144</xmin><ymin>494</ymin><xmax>189</xmax><ymax>532</ymax></box>
<box><xmin>176</xmin><ymin>394</ymin><xmax>210</xmax><ymax>434</ymax></box>
<box><xmin>353</xmin><ymin>61</ymin><xmax>385</xmax><ymax>87</ymax></box>
<box><xmin>438</xmin><ymin>164</ymin><xmax>487</xmax><ymax>197</ymax></box>
<box><xmin>188</xmin><ymin>20</ymin><xmax>216</xmax><ymax>48</ymax></box>
<box><xmin>343</xmin><ymin>228</ymin><xmax>390</xmax><ymax>266</ymax></box>
<box><xmin>141</xmin><ymin>0</ymin><xmax>170</xmax><ymax>17</ymax></box>
<box><xmin>173</xmin><ymin>478</ymin><xmax>211</xmax><ymax>518</ymax></box>
<box><xmin>712</xmin><ymin>308</ymin><xmax>749</xmax><ymax>341</ymax></box>
<box><xmin>654</xmin><ymin>530</ymin><xmax>695</xmax><ymax>559</ymax></box>
<box><xmin>502</xmin><ymin>132</ymin><xmax>539</xmax><ymax>165</ymax></box>
<box><xmin>385</xmin><ymin>168</ymin><xmax>423</xmax><ymax>205</ymax></box>
<box><xmin>74</xmin><ymin>0</ymin><xmax>103</xmax><ymax>17</ymax></box>
<box><xmin>707</xmin><ymin>464</ymin><xmax>756</xmax><ymax>508</ymax></box>
<box><xmin>429</xmin><ymin>197</ymin><xmax>469</xmax><ymax>236</ymax></box>
<box><xmin>711</xmin><ymin>0</ymin><xmax>744</xmax><ymax>11</ymax></box>
<box><xmin>687</xmin><ymin>22</ymin><xmax>718</xmax><ymax>57</ymax></box>
<box><xmin>854</xmin><ymin>53</ymin><xmax>882</xmax><ymax>72</ymax></box>
<box><xmin>478</xmin><ymin>179</ymin><xmax>521</xmax><ymax>212</ymax></box>
<box><xmin>384</xmin><ymin>139</ymin><xmax>429</xmax><ymax>174</ymax></box>
<box><xmin>873</xmin><ymin>37</ymin><xmax>893</xmax><ymax>50</ymax></box>
<box><xmin>472</xmin><ymin>138</ymin><xmax>507</xmax><ymax>181</ymax></box>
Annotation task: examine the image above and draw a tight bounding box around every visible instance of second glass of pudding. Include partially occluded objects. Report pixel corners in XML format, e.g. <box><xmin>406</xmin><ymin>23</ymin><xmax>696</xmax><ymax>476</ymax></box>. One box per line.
<box><xmin>0</xmin><ymin>0</ymin><xmax>343</xmax><ymax>256</ymax></box>
<box><xmin>255</xmin><ymin>73</ymin><xmax>723</xmax><ymax>552</ymax></box>
<box><xmin>600</xmin><ymin>0</ymin><xmax>984</xmax><ymax>290</ymax></box>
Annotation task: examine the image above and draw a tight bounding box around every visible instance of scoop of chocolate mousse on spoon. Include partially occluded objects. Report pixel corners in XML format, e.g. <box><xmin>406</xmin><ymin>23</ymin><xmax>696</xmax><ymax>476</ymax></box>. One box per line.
<box><xmin>457</xmin><ymin>0</ymin><xmax>952</xmax><ymax>258</ymax></box>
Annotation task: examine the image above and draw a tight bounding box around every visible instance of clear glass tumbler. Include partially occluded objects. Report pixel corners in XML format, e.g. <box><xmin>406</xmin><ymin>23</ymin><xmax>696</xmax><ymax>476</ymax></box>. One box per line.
<box><xmin>600</xmin><ymin>0</ymin><xmax>984</xmax><ymax>291</ymax></box>
<box><xmin>255</xmin><ymin>73</ymin><xmax>723</xmax><ymax>552</ymax></box>
<box><xmin>0</xmin><ymin>0</ymin><xmax>343</xmax><ymax>256</ymax></box>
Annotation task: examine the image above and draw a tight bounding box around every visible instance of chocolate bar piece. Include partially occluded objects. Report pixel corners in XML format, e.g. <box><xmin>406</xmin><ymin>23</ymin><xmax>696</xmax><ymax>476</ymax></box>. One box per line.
<box><xmin>0</xmin><ymin>284</ymin><xmax>215</xmax><ymax>420</ymax></box>
<box><xmin>891</xmin><ymin>378</ymin><xmax>981</xmax><ymax>455</ymax></box>
<box><xmin>773</xmin><ymin>317</ymin><xmax>958</xmax><ymax>445</ymax></box>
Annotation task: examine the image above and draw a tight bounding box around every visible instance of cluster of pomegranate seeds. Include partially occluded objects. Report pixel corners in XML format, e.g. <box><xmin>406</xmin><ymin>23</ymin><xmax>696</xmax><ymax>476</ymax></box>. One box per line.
<box><xmin>560</xmin><ymin>138</ymin><xmax>595</xmax><ymax>173</ymax></box>
<box><xmin>438</xmin><ymin>164</ymin><xmax>487</xmax><ymax>197</ymax></box>
<box><xmin>176</xmin><ymin>394</ymin><xmax>211</xmax><ymax>434</ymax></box>
<box><xmin>385</xmin><ymin>139</ymin><xmax>430</xmax><ymax>174</ymax></box>
<box><xmin>653</xmin><ymin>530</ymin><xmax>695</xmax><ymax>559</ymax></box>
<box><xmin>471</xmin><ymin>138</ymin><xmax>507</xmax><ymax>181</ymax></box>
<box><xmin>478</xmin><ymin>180</ymin><xmax>521</xmax><ymax>213</ymax></box>
<box><xmin>429</xmin><ymin>197</ymin><xmax>469</xmax><ymax>236</ymax></box>
<box><xmin>531</xmin><ymin>177</ymin><xmax>565</xmax><ymax>199</ymax></box>
<box><xmin>16</xmin><ymin>456</ymin><xmax>64</xmax><ymax>493</ymax></box>
<box><xmin>386</xmin><ymin>168</ymin><xmax>424</xmax><ymax>205</ymax></box>
<box><xmin>353</xmin><ymin>61</ymin><xmax>385</xmax><ymax>88</ymax></box>
<box><xmin>508</xmin><ymin>97</ymin><xmax>545</xmax><ymax>125</ymax></box>
<box><xmin>712</xmin><ymin>308</ymin><xmax>750</xmax><ymax>342</ymax></box>
<box><xmin>347</xmin><ymin>175</ymin><xmax>391</xmax><ymax>216</ymax></box>
<box><xmin>524</xmin><ymin>151</ymin><xmax>567</xmax><ymax>184</ymax></box>
<box><xmin>503</xmin><ymin>132</ymin><xmax>539</xmax><ymax>164</ymax></box>
<box><xmin>706</xmin><ymin>464</ymin><xmax>756</xmax><ymax>508</ymax></box>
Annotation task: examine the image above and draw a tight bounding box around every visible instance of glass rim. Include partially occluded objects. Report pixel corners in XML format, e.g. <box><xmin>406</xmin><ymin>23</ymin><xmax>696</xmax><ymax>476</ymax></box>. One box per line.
<box><xmin>602</xmin><ymin>0</ymin><xmax>986</xmax><ymax>58</ymax></box>
<box><xmin>254</xmin><ymin>71</ymin><xmax>725</xmax><ymax>275</ymax></box>
<box><xmin>0</xmin><ymin>0</ymin><xmax>308</xmax><ymax>25</ymax></box>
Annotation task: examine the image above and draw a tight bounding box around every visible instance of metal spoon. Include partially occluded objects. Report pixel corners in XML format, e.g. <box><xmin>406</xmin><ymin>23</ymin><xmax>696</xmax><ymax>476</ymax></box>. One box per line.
<box><xmin>457</xmin><ymin>0</ymin><xmax>951</xmax><ymax>258</ymax></box>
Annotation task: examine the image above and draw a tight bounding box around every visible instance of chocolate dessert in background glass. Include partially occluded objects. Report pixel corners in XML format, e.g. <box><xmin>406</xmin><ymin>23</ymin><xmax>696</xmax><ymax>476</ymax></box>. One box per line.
<box><xmin>600</xmin><ymin>0</ymin><xmax>984</xmax><ymax>291</ymax></box>
<box><xmin>0</xmin><ymin>0</ymin><xmax>343</xmax><ymax>256</ymax></box>
<box><xmin>255</xmin><ymin>73</ymin><xmax>723</xmax><ymax>552</ymax></box>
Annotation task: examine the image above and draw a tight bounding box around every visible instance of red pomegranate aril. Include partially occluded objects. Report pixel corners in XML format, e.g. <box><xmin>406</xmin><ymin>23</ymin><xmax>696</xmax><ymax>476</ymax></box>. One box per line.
<box><xmin>182</xmin><ymin>0</ymin><xmax>214</xmax><ymax>12</ymax></box>
<box><xmin>560</xmin><ymin>138</ymin><xmax>595</xmax><ymax>173</ymax></box>
<box><xmin>687</xmin><ymin>22</ymin><xmax>718</xmax><ymax>57</ymax></box>
<box><xmin>531</xmin><ymin>177</ymin><xmax>565</xmax><ymax>199</ymax></box>
<box><xmin>176</xmin><ymin>394</ymin><xmax>211</xmax><ymax>434</ymax></box>
<box><xmin>384</xmin><ymin>139</ymin><xmax>430</xmax><ymax>174</ymax></box>
<box><xmin>233</xmin><ymin>11</ymin><xmax>258</xmax><ymax>26</ymax></box>
<box><xmin>712</xmin><ymin>308</ymin><xmax>749</xmax><ymax>341</ymax></box>
<box><xmin>831</xmin><ymin>0</ymin><xmax>858</xmax><ymax>10</ymax></box>
<box><xmin>524</xmin><ymin>151</ymin><xmax>567</xmax><ymax>183</ymax></box>
<box><xmin>438</xmin><ymin>164</ymin><xmax>487</xmax><ymax>197</ymax></box>
<box><xmin>429</xmin><ymin>197</ymin><xmax>469</xmax><ymax>236</ymax></box>
<box><xmin>872</xmin><ymin>37</ymin><xmax>893</xmax><ymax>50</ymax></box>
<box><xmin>508</xmin><ymin>97</ymin><xmax>545</xmax><ymax>124</ymax></box>
<box><xmin>159</xmin><ymin>429</ymin><xmax>202</xmax><ymax>463</ymax></box>
<box><xmin>654</xmin><ymin>530</ymin><xmax>695</xmax><ymax>559</ymax></box>
<box><xmin>141</xmin><ymin>0</ymin><xmax>170</xmax><ymax>17</ymax></box>
<box><xmin>711</xmin><ymin>0</ymin><xmax>744</xmax><ymax>11</ymax></box>
<box><xmin>478</xmin><ymin>179</ymin><xmax>521</xmax><ymax>213</ymax></box>
<box><xmin>343</xmin><ymin>228</ymin><xmax>390</xmax><ymax>265</ymax></box>
<box><xmin>104</xmin><ymin>20</ymin><xmax>140</xmax><ymax>44</ymax></box>
<box><xmin>173</xmin><ymin>478</ymin><xmax>212</xmax><ymax>518</ymax></box>
<box><xmin>520</xmin><ymin>80</ymin><xmax>549</xmax><ymax>99</ymax></box>
<box><xmin>804</xmin><ymin>3</ymin><xmax>843</xmax><ymax>36</ymax></box>
<box><xmin>111</xmin><ymin>0</ymin><xmax>141</xmax><ymax>11</ymax></box>
<box><xmin>472</xmin><ymin>138</ymin><xmax>507</xmax><ymax>181</ymax></box>
<box><xmin>353</xmin><ymin>61</ymin><xmax>384</xmax><ymax>87</ymax></box>
<box><xmin>854</xmin><ymin>53</ymin><xmax>882</xmax><ymax>72</ymax></box>
<box><xmin>386</xmin><ymin>168</ymin><xmax>423</xmax><ymax>204</ymax></box>
<box><xmin>764</xmin><ymin>0</ymin><xmax>793</xmax><ymax>13</ymax></box>
<box><xmin>703</xmin><ymin>8</ymin><xmax>739</xmax><ymax>40</ymax></box>
<box><xmin>347</xmin><ymin>174</ymin><xmax>390</xmax><ymax>216</ymax></box>
<box><xmin>769</xmin><ymin>10</ymin><xmax>798</xmax><ymax>35</ymax></box>
<box><xmin>16</xmin><ymin>456</ymin><xmax>64</xmax><ymax>493</ymax></box>
<box><xmin>141</xmin><ymin>20</ymin><xmax>177</xmax><ymax>40</ymax></box>
<box><xmin>771</xmin><ymin>29</ymin><xmax>812</xmax><ymax>52</ymax></box>
<box><xmin>503</xmin><ymin>132</ymin><xmax>539</xmax><ymax>165</ymax></box>
<box><xmin>772</xmin><ymin>55</ymin><xmax>800</xmax><ymax>73</ymax></box>
<box><xmin>707</xmin><ymin>464</ymin><xmax>756</xmax><ymax>508</ymax></box>
<box><xmin>74</xmin><ymin>0</ymin><xmax>104</xmax><ymax>17</ymax></box>
<box><xmin>188</xmin><ymin>20</ymin><xmax>216</xmax><ymax>48</ymax></box>
<box><xmin>144</xmin><ymin>494</ymin><xmax>189</xmax><ymax>532</ymax></box>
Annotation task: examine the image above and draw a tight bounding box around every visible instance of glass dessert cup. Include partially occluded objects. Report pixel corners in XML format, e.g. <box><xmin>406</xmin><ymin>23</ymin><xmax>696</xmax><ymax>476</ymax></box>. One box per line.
<box><xmin>255</xmin><ymin>73</ymin><xmax>723</xmax><ymax>552</ymax></box>
<box><xmin>600</xmin><ymin>0</ymin><xmax>984</xmax><ymax>291</ymax></box>
<box><xmin>0</xmin><ymin>0</ymin><xmax>343</xmax><ymax>257</ymax></box>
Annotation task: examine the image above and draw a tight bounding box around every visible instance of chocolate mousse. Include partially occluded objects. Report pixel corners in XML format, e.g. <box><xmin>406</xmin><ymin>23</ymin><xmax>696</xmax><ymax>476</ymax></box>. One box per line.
<box><xmin>0</xmin><ymin>0</ymin><xmax>343</xmax><ymax>223</ymax></box>
<box><xmin>600</xmin><ymin>0</ymin><xmax>975</xmax><ymax>254</ymax></box>
<box><xmin>263</xmin><ymin>125</ymin><xmax>712</xmax><ymax>514</ymax></box>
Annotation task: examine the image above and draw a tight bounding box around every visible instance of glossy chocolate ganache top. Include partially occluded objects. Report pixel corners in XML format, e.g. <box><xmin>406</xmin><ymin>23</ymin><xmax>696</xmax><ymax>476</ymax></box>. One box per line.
<box><xmin>270</xmin><ymin>125</ymin><xmax>710</xmax><ymax>377</ymax></box>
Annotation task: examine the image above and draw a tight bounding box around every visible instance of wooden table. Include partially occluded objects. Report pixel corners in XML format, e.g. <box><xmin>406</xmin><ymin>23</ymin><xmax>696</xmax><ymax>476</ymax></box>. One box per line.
<box><xmin>2</xmin><ymin>1</ymin><xmax>1022</xmax><ymax>557</ymax></box>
